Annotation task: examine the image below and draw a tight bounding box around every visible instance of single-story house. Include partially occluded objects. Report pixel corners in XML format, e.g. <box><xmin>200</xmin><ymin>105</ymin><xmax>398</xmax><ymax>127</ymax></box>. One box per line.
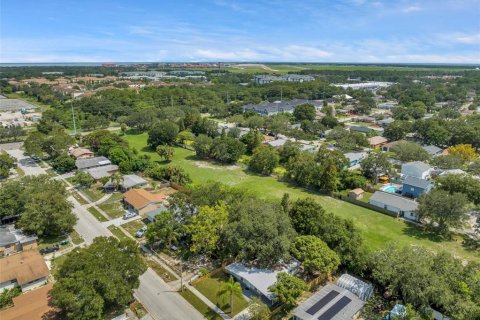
<box><xmin>401</xmin><ymin>161</ymin><xmax>433</xmax><ymax>180</ymax></box>
<box><xmin>69</xmin><ymin>147</ymin><xmax>94</xmax><ymax>159</ymax></box>
<box><xmin>123</xmin><ymin>188</ymin><xmax>168</xmax><ymax>216</ymax></box>
<box><xmin>104</xmin><ymin>174</ymin><xmax>147</xmax><ymax>192</ymax></box>
<box><xmin>292</xmin><ymin>274</ymin><xmax>373</xmax><ymax>320</ymax></box>
<box><xmin>401</xmin><ymin>176</ymin><xmax>432</xmax><ymax>198</ymax></box>
<box><xmin>377</xmin><ymin>117</ymin><xmax>394</xmax><ymax>127</ymax></box>
<box><xmin>0</xmin><ymin>283</ymin><xmax>58</xmax><ymax>320</ymax></box>
<box><xmin>225</xmin><ymin>260</ymin><xmax>300</xmax><ymax>305</ymax></box>
<box><xmin>0</xmin><ymin>251</ymin><xmax>49</xmax><ymax>293</ymax></box>
<box><xmin>344</xmin><ymin>152</ymin><xmax>366</xmax><ymax>167</ymax></box>
<box><xmin>382</xmin><ymin>140</ymin><xmax>406</xmax><ymax>152</ymax></box>
<box><xmin>75</xmin><ymin>156</ymin><xmax>111</xmax><ymax>170</ymax></box>
<box><xmin>422</xmin><ymin>145</ymin><xmax>443</xmax><ymax>157</ymax></box>
<box><xmin>367</xmin><ymin>136</ymin><xmax>388</xmax><ymax>149</ymax></box>
<box><xmin>377</xmin><ymin>102</ymin><xmax>398</xmax><ymax>109</ymax></box>
<box><xmin>266</xmin><ymin>138</ymin><xmax>288</xmax><ymax>148</ymax></box>
<box><xmin>86</xmin><ymin>164</ymin><xmax>119</xmax><ymax>180</ymax></box>
<box><xmin>369</xmin><ymin>191</ymin><xmax>419</xmax><ymax>221</ymax></box>
<box><xmin>0</xmin><ymin>225</ymin><xmax>38</xmax><ymax>256</ymax></box>
<box><xmin>146</xmin><ymin>205</ymin><xmax>169</xmax><ymax>223</ymax></box>
<box><xmin>348</xmin><ymin>188</ymin><xmax>365</xmax><ymax>200</ymax></box>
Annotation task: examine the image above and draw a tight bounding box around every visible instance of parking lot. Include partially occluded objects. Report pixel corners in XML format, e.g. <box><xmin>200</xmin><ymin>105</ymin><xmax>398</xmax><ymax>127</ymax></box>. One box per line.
<box><xmin>1</xmin><ymin>145</ymin><xmax>46</xmax><ymax>176</ymax></box>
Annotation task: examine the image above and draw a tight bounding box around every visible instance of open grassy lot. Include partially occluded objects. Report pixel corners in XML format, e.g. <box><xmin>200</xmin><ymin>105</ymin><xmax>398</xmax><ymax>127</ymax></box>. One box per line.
<box><xmin>124</xmin><ymin>133</ymin><xmax>480</xmax><ymax>262</ymax></box>
<box><xmin>88</xmin><ymin>206</ymin><xmax>108</xmax><ymax>222</ymax></box>
<box><xmin>108</xmin><ymin>225</ymin><xmax>131</xmax><ymax>241</ymax></box>
<box><xmin>97</xmin><ymin>192</ymin><xmax>125</xmax><ymax>219</ymax></box>
<box><xmin>180</xmin><ymin>288</ymin><xmax>224</xmax><ymax>320</ymax></box>
<box><xmin>194</xmin><ymin>271</ymin><xmax>248</xmax><ymax>316</ymax></box>
<box><xmin>122</xmin><ymin>219</ymin><xmax>146</xmax><ymax>237</ymax></box>
<box><xmin>145</xmin><ymin>259</ymin><xmax>178</xmax><ymax>282</ymax></box>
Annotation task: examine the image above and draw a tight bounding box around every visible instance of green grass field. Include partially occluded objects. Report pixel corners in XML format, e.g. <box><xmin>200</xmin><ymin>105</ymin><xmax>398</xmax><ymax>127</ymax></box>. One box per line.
<box><xmin>223</xmin><ymin>63</ymin><xmax>474</xmax><ymax>74</ymax></box>
<box><xmin>194</xmin><ymin>272</ymin><xmax>248</xmax><ymax>316</ymax></box>
<box><xmin>124</xmin><ymin>133</ymin><xmax>479</xmax><ymax>262</ymax></box>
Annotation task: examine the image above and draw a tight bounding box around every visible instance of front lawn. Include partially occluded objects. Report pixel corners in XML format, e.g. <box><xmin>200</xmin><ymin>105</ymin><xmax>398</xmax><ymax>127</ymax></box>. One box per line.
<box><xmin>37</xmin><ymin>234</ymin><xmax>71</xmax><ymax>250</ymax></box>
<box><xmin>98</xmin><ymin>199</ymin><xmax>125</xmax><ymax>219</ymax></box>
<box><xmin>88</xmin><ymin>206</ymin><xmax>108</xmax><ymax>222</ymax></box>
<box><xmin>81</xmin><ymin>185</ymin><xmax>105</xmax><ymax>202</ymax></box>
<box><xmin>107</xmin><ymin>225</ymin><xmax>131</xmax><ymax>242</ymax></box>
<box><xmin>122</xmin><ymin>219</ymin><xmax>146</xmax><ymax>237</ymax></box>
<box><xmin>124</xmin><ymin>132</ymin><xmax>480</xmax><ymax>262</ymax></box>
<box><xmin>193</xmin><ymin>271</ymin><xmax>248</xmax><ymax>316</ymax></box>
<box><xmin>180</xmin><ymin>288</ymin><xmax>223</xmax><ymax>320</ymax></box>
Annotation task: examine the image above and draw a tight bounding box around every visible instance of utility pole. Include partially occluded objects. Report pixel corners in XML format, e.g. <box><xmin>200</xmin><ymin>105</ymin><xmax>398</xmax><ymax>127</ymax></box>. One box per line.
<box><xmin>71</xmin><ymin>104</ymin><xmax>77</xmax><ymax>135</ymax></box>
<box><xmin>170</xmin><ymin>95</ymin><xmax>174</xmax><ymax>108</ymax></box>
<box><xmin>180</xmin><ymin>261</ymin><xmax>183</xmax><ymax>292</ymax></box>
<box><xmin>226</xmin><ymin>92</ymin><xmax>230</xmax><ymax>104</ymax></box>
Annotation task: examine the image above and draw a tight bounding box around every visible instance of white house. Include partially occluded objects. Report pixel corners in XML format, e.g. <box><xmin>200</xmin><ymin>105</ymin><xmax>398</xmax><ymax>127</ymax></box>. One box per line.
<box><xmin>369</xmin><ymin>191</ymin><xmax>419</xmax><ymax>221</ymax></box>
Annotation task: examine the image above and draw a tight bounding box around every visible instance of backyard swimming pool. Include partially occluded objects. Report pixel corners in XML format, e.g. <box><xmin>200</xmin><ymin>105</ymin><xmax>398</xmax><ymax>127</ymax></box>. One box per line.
<box><xmin>381</xmin><ymin>184</ymin><xmax>401</xmax><ymax>193</ymax></box>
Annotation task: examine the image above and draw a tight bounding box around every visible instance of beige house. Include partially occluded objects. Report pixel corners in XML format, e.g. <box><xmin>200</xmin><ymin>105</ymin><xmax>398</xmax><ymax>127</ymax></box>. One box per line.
<box><xmin>69</xmin><ymin>147</ymin><xmax>94</xmax><ymax>159</ymax></box>
<box><xmin>367</xmin><ymin>136</ymin><xmax>388</xmax><ymax>149</ymax></box>
<box><xmin>0</xmin><ymin>251</ymin><xmax>49</xmax><ymax>293</ymax></box>
<box><xmin>123</xmin><ymin>188</ymin><xmax>169</xmax><ymax>216</ymax></box>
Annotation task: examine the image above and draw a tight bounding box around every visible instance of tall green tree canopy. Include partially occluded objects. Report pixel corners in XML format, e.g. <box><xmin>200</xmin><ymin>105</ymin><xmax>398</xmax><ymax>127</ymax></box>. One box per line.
<box><xmin>52</xmin><ymin>237</ymin><xmax>147</xmax><ymax>320</ymax></box>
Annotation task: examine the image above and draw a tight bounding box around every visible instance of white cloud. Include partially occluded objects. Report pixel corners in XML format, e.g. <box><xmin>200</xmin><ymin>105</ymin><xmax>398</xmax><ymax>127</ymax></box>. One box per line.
<box><xmin>401</xmin><ymin>5</ymin><xmax>421</xmax><ymax>13</ymax></box>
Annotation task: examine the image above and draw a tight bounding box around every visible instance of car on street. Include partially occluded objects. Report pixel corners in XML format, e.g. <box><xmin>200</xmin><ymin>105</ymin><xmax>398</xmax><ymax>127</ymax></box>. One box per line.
<box><xmin>135</xmin><ymin>226</ymin><xmax>147</xmax><ymax>238</ymax></box>
<box><xmin>123</xmin><ymin>211</ymin><xmax>137</xmax><ymax>220</ymax></box>
<box><xmin>39</xmin><ymin>244</ymin><xmax>60</xmax><ymax>255</ymax></box>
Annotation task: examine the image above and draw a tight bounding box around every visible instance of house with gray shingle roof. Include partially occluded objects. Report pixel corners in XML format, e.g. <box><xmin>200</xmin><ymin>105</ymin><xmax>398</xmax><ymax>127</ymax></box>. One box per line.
<box><xmin>401</xmin><ymin>161</ymin><xmax>433</xmax><ymax>180</ymax></box>
<box><xmin>401</xmin><ymin>176</ymin><xmax>432</xmax><ymax>198</ymax></box>
<box><xmin>369</xmin><ymin>191</ymin><xmax>419</xmax><ymax>221</ymax></box>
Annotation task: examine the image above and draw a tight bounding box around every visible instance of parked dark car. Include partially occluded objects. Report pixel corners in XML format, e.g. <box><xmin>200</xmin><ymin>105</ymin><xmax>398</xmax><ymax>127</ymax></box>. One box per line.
<box><xmin>39</xmin><ymin>244</ymin><xmax>60</xmax><ymax>255</ymax></box>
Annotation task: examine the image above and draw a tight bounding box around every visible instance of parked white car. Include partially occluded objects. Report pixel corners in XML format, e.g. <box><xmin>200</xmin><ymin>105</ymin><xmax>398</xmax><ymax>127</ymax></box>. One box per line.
<box><xmin>135</xmin><ymin>226</ymin><xmax>147</xmax><ymax>238</ymax></box>
<box><xmin>123</xmin><ymin>212</ymin><xmax>137</xmax><ymax>220</ymax></box>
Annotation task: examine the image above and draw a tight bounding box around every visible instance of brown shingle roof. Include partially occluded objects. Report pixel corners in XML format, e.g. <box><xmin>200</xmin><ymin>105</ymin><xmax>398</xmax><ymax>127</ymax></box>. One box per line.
<box><xmin>350</xmin><ymin>188</ymin><xmax>365</xmax><ymax>195</ymax></box>
<box><xmin>123</xmin><ymin>188</ymin><xmax>167</xmax><ymax>210</ymax></box>
<box><xmin>368</xmin><ymin>136</ymin><xmax>388</xmax><ymax>146</ymax></box>
<box><xmin>0</xmin><ymin>284</ymin><xmax>58</xmax><ymax>320</ymax></box>
<box><xmin>0</xmin><ymin>251</ymin><xmax>49</xmax><ymax>285</ymax></box>
<box><xmin>70</xmin><ymin>148</ymin><xmax>93</xmax><ymax>158</ymax></box>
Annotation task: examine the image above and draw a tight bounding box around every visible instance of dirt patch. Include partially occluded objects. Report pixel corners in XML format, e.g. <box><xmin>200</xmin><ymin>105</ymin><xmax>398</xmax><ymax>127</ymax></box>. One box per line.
<box><xmin>194</xmin><ymin>161</ymin><xmax>239</xmax><ymax>170</ymax></box>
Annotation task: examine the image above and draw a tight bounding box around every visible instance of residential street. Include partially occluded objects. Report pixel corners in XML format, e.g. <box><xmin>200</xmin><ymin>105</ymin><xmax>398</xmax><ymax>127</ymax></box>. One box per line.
<box><xmin>67</xmin><ymin>194</ymin><xmax>202</xmax><ymax>320</ymax></box>
<box><xmin>134</xmin><ymin>269</ymin><xmax>204</xmax><ymax>320</ymax></box>
<box><xmin>68</xmin><ymin>195</ymin><xmax>112</xmax><ymax>245</ymax></box>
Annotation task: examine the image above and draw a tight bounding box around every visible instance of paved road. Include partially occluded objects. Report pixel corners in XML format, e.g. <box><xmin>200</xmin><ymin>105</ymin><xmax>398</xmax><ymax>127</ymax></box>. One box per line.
<box><xmin>5</xmin><ymin>148</ymin><xmax>46</xmax><ymax>176</ymax></box>
<box><xmin>134</xmin><ymin>269</ymin><xmax>204</xmax><ymax>320</ymax></box>
<box><xmin>68</xmin><ymin>195</ymin><xmax>112</xmax><ymax>245</ymax></box>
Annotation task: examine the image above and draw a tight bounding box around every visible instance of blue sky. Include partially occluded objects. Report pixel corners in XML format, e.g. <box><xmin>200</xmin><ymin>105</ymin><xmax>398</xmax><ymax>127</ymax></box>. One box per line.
<box><xmin>1</xmin><ymin>0</ymin><xmax>479</xmax><ymax>63</ymax></box>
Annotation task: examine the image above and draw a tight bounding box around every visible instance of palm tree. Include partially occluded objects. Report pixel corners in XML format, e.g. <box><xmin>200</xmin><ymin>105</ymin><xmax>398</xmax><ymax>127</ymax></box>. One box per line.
<box><xmin>217</xmin><ymin>276</ymin><xmax>242</xmax><ymax>314</ymax></box>
<box><xmin>110</xmin><ymin>172</ymin><xmax>122</xmax><ymax>191</ymax></box>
